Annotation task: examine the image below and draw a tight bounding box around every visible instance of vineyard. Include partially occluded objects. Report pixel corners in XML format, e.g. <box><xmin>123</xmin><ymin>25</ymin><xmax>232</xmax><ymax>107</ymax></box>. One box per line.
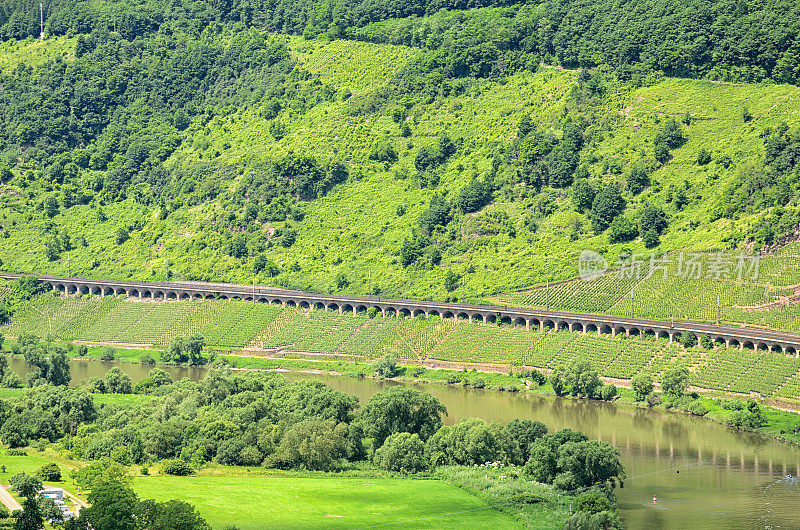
<box><xmin>495</xmin><ymin>246</ymin><xmax>800</xmax><ymax>333</ymax></box>
<box><xmin>3</xmin><ymin>293</ymin><xmax>800</xmax><ymax>400</ymax></box>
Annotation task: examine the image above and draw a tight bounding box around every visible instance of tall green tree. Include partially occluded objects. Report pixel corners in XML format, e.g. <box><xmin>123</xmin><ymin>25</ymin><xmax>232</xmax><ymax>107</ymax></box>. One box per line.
<box><xmin>358</xmin><ymin>387</ymin><xmax>447</xmax><ymax>447</ymax></box>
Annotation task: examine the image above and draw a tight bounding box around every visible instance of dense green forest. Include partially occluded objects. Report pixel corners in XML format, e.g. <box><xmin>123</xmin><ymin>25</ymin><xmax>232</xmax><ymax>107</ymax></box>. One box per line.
<box><xmin>0</xmin><ymin>0</ymin><xmax>799</xmax><ymax>301</ymax></box>
<box><xmin>2</xmin><ymin>0</ymin><xmax>800</xmax><ymax>84</ymax></box>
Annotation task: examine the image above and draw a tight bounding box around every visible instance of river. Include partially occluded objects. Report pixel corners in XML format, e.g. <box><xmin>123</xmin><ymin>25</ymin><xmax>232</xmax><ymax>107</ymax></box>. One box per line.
<box><xmin>6</xmin><ymin>357</ymin><xmax>800</xmax><ymax>528</ymax></box>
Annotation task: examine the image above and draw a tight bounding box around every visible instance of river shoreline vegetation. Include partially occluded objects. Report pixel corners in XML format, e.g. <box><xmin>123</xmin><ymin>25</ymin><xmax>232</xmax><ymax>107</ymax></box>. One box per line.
<box><xmin>0</xmin><ymin>367</ymin><xmax>625</xmax><ymax>528</ymax></box>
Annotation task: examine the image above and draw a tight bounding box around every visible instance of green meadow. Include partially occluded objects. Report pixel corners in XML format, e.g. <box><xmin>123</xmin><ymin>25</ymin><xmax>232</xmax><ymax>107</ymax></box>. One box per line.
<box><xmin>130</xmin><ymin>475</ymin><xmax>524</xmax><ymax>529</ymax></box>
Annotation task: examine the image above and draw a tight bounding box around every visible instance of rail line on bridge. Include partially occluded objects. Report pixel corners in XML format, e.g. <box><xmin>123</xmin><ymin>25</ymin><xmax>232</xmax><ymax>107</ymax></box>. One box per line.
<box><xmin>3</xmin><ymin>273</ymin><xmax>800</xmax><ymax>355</ymax></box>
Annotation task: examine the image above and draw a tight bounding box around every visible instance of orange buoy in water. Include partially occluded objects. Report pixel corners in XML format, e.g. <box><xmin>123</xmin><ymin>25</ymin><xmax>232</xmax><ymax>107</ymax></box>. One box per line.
<box><xmin>652</xmin><ymin>495</ymin><xmax>658</xmax><ymax>503</ymax></box>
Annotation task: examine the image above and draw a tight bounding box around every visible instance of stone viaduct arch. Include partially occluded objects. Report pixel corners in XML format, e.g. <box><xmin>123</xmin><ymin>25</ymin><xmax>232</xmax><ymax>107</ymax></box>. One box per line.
<box><xmin>4</xmin><ymin>273</ymin><xmax>800</xmax><ymax>356</ymax></box>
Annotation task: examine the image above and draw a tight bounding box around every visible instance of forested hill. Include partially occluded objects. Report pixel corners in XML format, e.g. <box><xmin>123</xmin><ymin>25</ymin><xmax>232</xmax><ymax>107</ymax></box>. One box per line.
<box><xmin>0</xmin><ymin>0</ymin><xmax>799</xmax><ymax>302</ymax></box>
<box><xmin>1</xmin><ymin>0</ymin><xmax>800</xmax><ymax>84</ymax></box>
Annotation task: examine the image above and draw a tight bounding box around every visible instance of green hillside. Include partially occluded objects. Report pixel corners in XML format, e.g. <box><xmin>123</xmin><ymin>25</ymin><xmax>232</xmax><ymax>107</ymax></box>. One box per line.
<box><xmin>0</xmin><ymin>2</ymin><xmax>799</xmax><ymax>330</ymax></box>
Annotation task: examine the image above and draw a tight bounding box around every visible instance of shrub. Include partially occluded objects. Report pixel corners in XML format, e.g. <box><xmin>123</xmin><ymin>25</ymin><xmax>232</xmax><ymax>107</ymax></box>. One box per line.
<box><xmin>687</xmin><ymin>401</ymin><xmax>709</xmax><ymax>416</ymax></box>
<box><xmin>446</xmin><ymin>373</ymin><xmax>461</xmax><ymax>384</ymax></box>
<box><xmin>140</xmin><ymin>352</ymin><xmax>155</xmax><ymax>365</ymax></box>
<box><xmin>471</xmin><ymin>377</ymin><xmax>486</xmax><ymax>389</ymax></box>
<box><xmin>268</xmin><ymin>420</ymin><xmax>346</xmax><ymax>471</ymax></box>
<box><xmin>642</xmin><ymin>228</ymin><xmax>660</xmax><ymax>248</ymax></box>
<box><xmin>115</xmin><ymin>226</ymin><xmax>130</xmax><ymax>244</ymax></box>
<box><xmin>373</xmin><ymin>433</ymin><xmax>428</xmax><ymax>473</ymax></box>
<box><xmin>661</xmin><ymin>366</ymin><xmax>689</xmax><ymax>396</ymax></box>
<box><xmin>76</xmin><ymin>344</ymin><xmax>88</xmax><ymax>357</ymax></box>
<box><xmin>550</xmin><ymin>370</ymin><xmax>567</xmax><ymax>396</ymax></box>
<box><xmin>608</xmin><ymin>215</ymin><xmax>638</xmax><ymax>243</ymax></box>
<box><xmin>373</xmin><ymin>354</ymin><xmax>399</xmax><ymax>378</ymax></box>
<box><xmin>600</xmin><ymin>384</ymin><xmax>618</xmax><ymax>401</ymax></box>
<box><xmin>627</xmin><ymin>164</ymin><xmax>650</xmax><ymax>194</ymax></box>
<box><xmin>162</xmin><ymin>460</ymin><xmax>193</xmax><ymax>476</ymax></box>
<box><xmin>100</xmin><ymin>347</ymin><xmax>117</xmax><ymax>362</ymax></box>
<box><xmin>590</xmin><ymin>185</ymin><xmax>626</xmax><ymax>233</ymax></box>
<box><xmin>678</xmin><ymin>332</ymin><xmax>698</xmax><ymax>348</ymax></box>
<box><xmin>36</xmin><ymin>463</ymin><xmax>61</xmax><ymax>482</ymax></box>
<box><xmin>631</xmin><ymin>374</ymin><xmax>654</xmax><ymax>402</ymax></box>
<box><xmin>645</xmin><ymin>393</ymin><xmax>661</xmax><ymax>408</ymax></box>
<box><xmin>697</xmin><ymin>148</ymin><xmax>712</xmax><ymax>165</ymax></box>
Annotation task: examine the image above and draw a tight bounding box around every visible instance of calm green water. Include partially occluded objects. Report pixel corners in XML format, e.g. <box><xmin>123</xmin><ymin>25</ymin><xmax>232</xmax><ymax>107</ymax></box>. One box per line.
<box><xmin>7</xmin><ymin>357</ymin><xmax>800</xmax><ymax>528</ymax></box>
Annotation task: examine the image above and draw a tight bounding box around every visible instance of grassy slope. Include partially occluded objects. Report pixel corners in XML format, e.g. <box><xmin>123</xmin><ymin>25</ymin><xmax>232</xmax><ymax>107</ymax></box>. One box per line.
<box><xmin>2</xmin><ymin>37</ymin><xmax>800</xmax><ymax>305</ymax></box>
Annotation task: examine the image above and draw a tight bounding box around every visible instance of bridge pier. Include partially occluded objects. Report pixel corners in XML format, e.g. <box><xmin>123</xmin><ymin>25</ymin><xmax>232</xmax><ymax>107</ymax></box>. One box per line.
<box><xmin>4</xmin><ymin>274</ymin><xmax>800</xmax><ymax>356</ymax></box>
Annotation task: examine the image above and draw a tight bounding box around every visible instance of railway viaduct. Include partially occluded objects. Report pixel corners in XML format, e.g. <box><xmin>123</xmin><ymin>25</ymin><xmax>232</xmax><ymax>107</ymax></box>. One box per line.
<box><xmin>3</xmin><ymin>273</ymin><xmax>800</xmax><ymax>355</ymax></box>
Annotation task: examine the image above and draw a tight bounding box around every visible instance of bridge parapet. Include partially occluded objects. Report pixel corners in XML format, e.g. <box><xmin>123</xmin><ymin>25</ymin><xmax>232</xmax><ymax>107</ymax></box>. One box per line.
<box><xmin>2</xmin><ymin>273</ymin><xmax>799</xmax><ymax>356</ymax></box>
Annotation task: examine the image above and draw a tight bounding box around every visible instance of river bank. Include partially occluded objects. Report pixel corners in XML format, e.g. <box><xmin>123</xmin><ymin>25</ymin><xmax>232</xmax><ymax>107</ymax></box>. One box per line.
<box><xmin>5</xmin><ymin>338</ymin><xmax>800</xmax><ymax>446</ymax></box>
<box><xmin>5</xmin><ymin>350</ymin><xmax>800</xmax><ymax>527</ymax></box>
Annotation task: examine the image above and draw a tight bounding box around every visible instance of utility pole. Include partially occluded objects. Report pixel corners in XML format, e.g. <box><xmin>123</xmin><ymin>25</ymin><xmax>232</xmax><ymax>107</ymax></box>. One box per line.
<box><xmin>546</xmin><ymin>280</ymin><xmax>549</xmax><ymax>310</ymax></box>
<box><xmin>39</xmin><ymin>2</ymin><xmax>44</xmax><ymax>40</ymax></box>
<box><xmin>716</xmin><ymin>294</ymin><xmax>720</xmax><ymax>326</ymax></box>
<box><xmin>67</xmin><ymin>251</ymin><xmax>70</xmax><ymax>277</ymax></box>
<box><xmin>165</xmin><ymin>257</ymin><xmax>169</xmax><ymax>280</ymax></box>
<box><xmin>253</xmin><ymin>276</ymin><xmax>256</xmax><ymax>304</ymax></box>
<box><xmin>630</xmin><ymin>292</ymin><xmax>634</xmax><ymax>318</ymax></box>
<box><xmin>461</xmin><ymin>274</ymin><xmax>465</xmax><ymax>302</ymax></box>
<box><xmin>368</xmin><ymin>269</ymin><xmax>371</xmax><ymax>296</ymax></box>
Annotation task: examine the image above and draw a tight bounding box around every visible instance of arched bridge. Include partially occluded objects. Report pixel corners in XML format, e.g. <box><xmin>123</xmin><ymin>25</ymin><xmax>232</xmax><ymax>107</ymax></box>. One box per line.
<box><xmin>3</xmin><ymin>273</ymin><xmax>800</xmax><ymax>356</ymax></box>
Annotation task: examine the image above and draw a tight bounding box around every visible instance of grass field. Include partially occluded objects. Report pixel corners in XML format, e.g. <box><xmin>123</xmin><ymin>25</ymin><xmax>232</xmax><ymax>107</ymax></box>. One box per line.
<box><xmin>130</xmin><ymin>475</ymin><xmax>521</xmax><ymax>529</ymax></box>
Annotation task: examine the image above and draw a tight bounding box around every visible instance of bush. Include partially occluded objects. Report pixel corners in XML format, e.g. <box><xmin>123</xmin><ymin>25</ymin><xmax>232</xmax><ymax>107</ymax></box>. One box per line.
<box><xmin>687</xmin><ymin>400</ymin><xmax>709</xmax><ymax>416</ymax></box>
<box><xmin>446</xmin><ymin>373</ymin><xmax>461</xmax><ymax>384</ymax></box>
<box><xmin>37</xmin><ymin>463</ymin><xmax>61</xmax><ymax>482</ymax></box>
<box><xmin>608</xmin><ymin>215</ymin><xmax>638</xmax><ymax>243</ymax></box>
<box><xmin>642</xmin><ymin>228</ymin><xmax>660</xmax><ymax>248</ymax></box>
<box><xmin>600</xmin><ymin>384</ymin><xmax>618</xmax><ymax>401</ymax></box>
<box><xmin>678</xmin><ymin>332</ymin><xmax>698</xmax><ymax>348</ymax></box>
<box><xmin>645</xmin><ymin>393</ymin><xmax>661</xmax><ymax>408</ymax></box>
<box><xmin>268</xmin><ymin>419</ymin><xmax>346</xmax><ymax>471</ymax></box>
<box><xmin>590</xmin><ymin>185</ymin><xmax>626</xmax><ymax>234</ymax></box>
<box><xmin>161</xmin><ymin>460</ymin><xmax>193</xmax><ymax>476</ymax></box>
<box><xmin>550</xmin><ymin>370</ymin><xmax>567</xmax><ymax>396</ymax></box>
<box><xmin>373</xmin><ymin>433</ymin><xmax>428</xmax><ymax>473</ymax></box>
<box><xmin>373</xmin><ymin>354</ymin><xmax>399</xmax><ymax>378</ymax></box>
<box><xmin>661</xmin><ymin>366</ymin><xmax>689</xmax><ymax>396</ymax></box>
<box><xmin>100</xmin><ymin>347</ymin><xmax>117</xmax><ymax>362</ymax></box>
<box><xmin>140</xmin><ymin>352</ymin><xmax>155</xmax><ymax>365</ymax></box>
<box><xmin>631</xmin><ymin>374</ymin><xmax>653</xmax><ymax>402</ymax></box>
<box><xmin>115</xmin><ymin>226</ymin><xmax>130</xmax><ymax>245</ymax></box>
<box><xmin>697</xmin><ymin>148</ymin><xmax>712</xmax><ymax>165</ymax></box>
<box><xmin>76</xmin><ymin>344</ymin><xmax>88</xmax><ymax>357</ymax></box>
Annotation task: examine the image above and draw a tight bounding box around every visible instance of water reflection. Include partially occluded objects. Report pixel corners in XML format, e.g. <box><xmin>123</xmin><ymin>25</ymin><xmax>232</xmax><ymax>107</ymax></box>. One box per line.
<box><xmin>5</xmin><ymin>356</ymin><xmax>800</xmax><ymax>528</ymax></box>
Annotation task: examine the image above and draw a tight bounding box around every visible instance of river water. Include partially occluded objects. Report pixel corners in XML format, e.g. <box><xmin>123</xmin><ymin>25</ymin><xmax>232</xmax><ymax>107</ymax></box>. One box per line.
<box><xmin>7</xmin><ymin>357</ymin><xmax>800</xmax><ymax>528</ymax></box>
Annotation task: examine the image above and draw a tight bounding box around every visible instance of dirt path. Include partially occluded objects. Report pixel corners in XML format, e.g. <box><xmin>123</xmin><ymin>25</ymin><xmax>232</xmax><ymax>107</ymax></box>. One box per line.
<box><xmin>0</xmin><ymin>484</ymin><xmax>22</xmax><ymax>512</ymax></box>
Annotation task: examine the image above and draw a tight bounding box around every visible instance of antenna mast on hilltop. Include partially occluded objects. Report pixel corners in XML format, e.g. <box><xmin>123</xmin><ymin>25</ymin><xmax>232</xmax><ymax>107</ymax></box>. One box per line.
<box><xmin>39</xmin><ymin>1</ymin><xmax>44</xmax><ymax>40</ymax></box>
